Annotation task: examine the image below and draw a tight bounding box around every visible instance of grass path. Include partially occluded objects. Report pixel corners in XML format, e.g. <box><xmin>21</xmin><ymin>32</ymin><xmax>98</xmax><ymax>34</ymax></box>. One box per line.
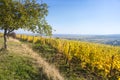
<box><xmin>8</xmin><ymin>38</ymin><xmax>64</xmax><ymax>80</ymax></box>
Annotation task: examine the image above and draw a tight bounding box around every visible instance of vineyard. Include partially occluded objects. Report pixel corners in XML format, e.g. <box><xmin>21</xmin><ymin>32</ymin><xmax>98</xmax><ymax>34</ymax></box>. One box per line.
<box><xmin>15</xmin><ymin>34</ymin><xmax>120</xmax><ymax>80</ymax></box>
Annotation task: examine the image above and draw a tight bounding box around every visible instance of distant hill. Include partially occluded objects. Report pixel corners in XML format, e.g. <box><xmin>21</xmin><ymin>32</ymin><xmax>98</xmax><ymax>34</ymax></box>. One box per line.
<box><xmin>52</xmin><ymin>34</ymin><xmax>120</xmax><ymax>46</ymax></box>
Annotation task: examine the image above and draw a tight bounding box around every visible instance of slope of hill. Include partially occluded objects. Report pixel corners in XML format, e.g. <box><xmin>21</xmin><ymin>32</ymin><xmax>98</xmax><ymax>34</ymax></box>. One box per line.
<box><xmin>0</xmin><ymin>37</ymin><xmax>64</xmax><ymax>80</ymax></box>
<box><xmin>16</xmin><ymin>34</ymin><xmax>120</xmax><ymax>80</ymax></box>
<box><xmin>1</xmin><ymin>33</ymin><xmax>120</xmax><ymax>80</ymax></box>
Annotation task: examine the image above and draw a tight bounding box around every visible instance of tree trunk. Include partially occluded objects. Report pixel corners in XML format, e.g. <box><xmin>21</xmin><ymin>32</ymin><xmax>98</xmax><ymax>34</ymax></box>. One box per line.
<box><xmin>4</xmin><ymin>29</ymin><xmax>7</xmax><ymax>49</ymax></box>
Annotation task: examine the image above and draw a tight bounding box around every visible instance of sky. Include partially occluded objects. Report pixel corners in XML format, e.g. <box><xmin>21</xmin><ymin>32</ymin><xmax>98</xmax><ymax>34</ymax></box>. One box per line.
<box><xmin>39</xmin><ymin>0</ymin><xmax>120</xmax><ymax>35</ymax></box>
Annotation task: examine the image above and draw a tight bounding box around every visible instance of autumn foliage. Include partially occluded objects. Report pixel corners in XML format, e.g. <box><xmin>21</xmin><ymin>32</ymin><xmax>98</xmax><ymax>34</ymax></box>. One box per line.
<box><xmin>16</xmin><ymin>34</ymin><xmax>120</xmax><ymax>79</ymax></box>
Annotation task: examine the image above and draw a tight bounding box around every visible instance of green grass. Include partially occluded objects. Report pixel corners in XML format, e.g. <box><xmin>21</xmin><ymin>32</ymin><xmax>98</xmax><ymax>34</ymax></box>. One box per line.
<box><xmin>0</xmin><ymin>37</ymin><xmax>3</xmax><ymax>47</ymax></box>
<box><xmin>0</xmin><ymin>52</ymin><xmax>41</xmax><ymax>80</ymax></box>
<box><xmin>0</xmin><ymin>38</ymin><xmax>49</xmax><ymax>80</ymax></box>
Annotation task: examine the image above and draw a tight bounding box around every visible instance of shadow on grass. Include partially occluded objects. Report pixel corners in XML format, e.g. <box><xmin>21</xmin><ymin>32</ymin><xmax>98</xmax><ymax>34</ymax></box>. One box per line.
<box><xmin>0</xmin><ymin>47</ymin><xmax>10</xmax><ymax>56</ymax></box>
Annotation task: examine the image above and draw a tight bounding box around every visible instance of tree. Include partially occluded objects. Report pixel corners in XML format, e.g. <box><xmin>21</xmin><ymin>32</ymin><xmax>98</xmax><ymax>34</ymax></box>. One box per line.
<box><xmin>0</xmin><ymin>0</ymin><xmax>52</xmax><ymax>49</ymax></box>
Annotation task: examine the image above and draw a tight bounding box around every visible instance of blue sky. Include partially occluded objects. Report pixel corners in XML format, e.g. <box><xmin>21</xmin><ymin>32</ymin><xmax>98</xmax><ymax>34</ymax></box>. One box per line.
<box><xmin>40</xmin><ymin>0</ymin><xmax>120</xmax><ymax>34</ymax></box>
